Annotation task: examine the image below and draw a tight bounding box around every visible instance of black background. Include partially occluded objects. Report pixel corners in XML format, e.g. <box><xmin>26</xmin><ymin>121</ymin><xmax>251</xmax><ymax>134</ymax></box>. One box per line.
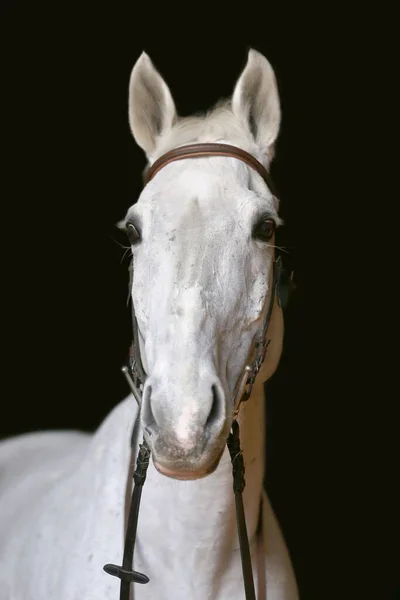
<box><xmin>2</xmin><ymin>5</ymin><xmax>395</xmax><ymax>600</ymax></box>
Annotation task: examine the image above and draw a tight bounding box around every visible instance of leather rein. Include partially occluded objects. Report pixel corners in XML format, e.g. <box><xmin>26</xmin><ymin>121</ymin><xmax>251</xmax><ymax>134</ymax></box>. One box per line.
<box><xmin>104</xmin><ymin>143</ymin><xmax>285</xmax><ymax>600</ymax></box>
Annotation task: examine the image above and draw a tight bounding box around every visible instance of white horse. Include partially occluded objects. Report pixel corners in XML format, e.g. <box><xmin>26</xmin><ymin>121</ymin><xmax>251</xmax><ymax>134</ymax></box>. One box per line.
<box><xmin>0</xmin><ymin>49</ymin><xmax>299</xmax><ymax>600</ymax></box>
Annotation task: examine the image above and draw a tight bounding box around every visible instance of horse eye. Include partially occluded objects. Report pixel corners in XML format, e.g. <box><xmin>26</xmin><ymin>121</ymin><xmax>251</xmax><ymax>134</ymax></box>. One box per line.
<box><xmin>126</xmin><ymin>222</ymin><xmax>141</xmax><ymax>245</ymax></box>
<box><xmin>253</xmin><ymin>218</ymin><xmax>275</xmax><ymax>242</ymax></box>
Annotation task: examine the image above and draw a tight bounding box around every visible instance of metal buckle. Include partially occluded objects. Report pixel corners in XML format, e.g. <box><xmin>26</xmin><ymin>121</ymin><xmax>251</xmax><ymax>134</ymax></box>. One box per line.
<box><xmin>254</xmin><ymin>338</ymin><xmax>271</xmax><ymax>373</ymax></box>
<box><xmin>122</xmin><ymin>345</ymin><xmax>145</xmax><ymax>408</ymax></box>
<box><xmin>233</xmin><ymin>366</ymin><xmax>252</xmax><ymax>419</ymax></box>
<box><xmin>232</xmin><ymin>337</ymin><xmax>272</xmax><ymax>420</ymax></box>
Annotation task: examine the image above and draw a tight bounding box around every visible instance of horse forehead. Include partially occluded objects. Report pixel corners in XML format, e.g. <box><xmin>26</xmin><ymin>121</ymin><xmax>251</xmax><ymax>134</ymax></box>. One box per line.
<box><xmin>141</xmin><ymin>166</ymin><xmax>251</xmax><ymax>223</ymax></box>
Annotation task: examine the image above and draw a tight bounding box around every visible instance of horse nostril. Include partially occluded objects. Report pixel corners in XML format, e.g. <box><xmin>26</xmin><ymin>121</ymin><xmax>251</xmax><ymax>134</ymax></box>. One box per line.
<box><xmin>205</xmin><ymin>384</ymin><xmax>225</xmax><ymax>430</ymax></box>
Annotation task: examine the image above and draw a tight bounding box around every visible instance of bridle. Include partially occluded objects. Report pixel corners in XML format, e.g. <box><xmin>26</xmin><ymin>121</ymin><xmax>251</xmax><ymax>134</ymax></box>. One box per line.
<box><xmin>103</xmin><ymin>143</ymin><xmax>294</xmax><ymax>600</ymax></box>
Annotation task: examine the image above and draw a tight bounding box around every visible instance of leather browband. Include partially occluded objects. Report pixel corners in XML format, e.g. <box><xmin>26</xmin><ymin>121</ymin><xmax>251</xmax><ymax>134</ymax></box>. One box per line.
<box><xmin>144</xmin><ymin>143</ymin><xmax>278</xmax><ymax>196</ymax></box>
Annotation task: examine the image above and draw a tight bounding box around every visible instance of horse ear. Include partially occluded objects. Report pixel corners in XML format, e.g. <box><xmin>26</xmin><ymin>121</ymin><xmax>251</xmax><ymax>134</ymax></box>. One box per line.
<box><xmin>128</xmin><ymin>52</ymin><xmax>177</xmax><ymax>157</ymax></box>
<box><xmin>232</xmin><ymin>49</ymin><xmax>281</xmax><ymax>160</ymax></box>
